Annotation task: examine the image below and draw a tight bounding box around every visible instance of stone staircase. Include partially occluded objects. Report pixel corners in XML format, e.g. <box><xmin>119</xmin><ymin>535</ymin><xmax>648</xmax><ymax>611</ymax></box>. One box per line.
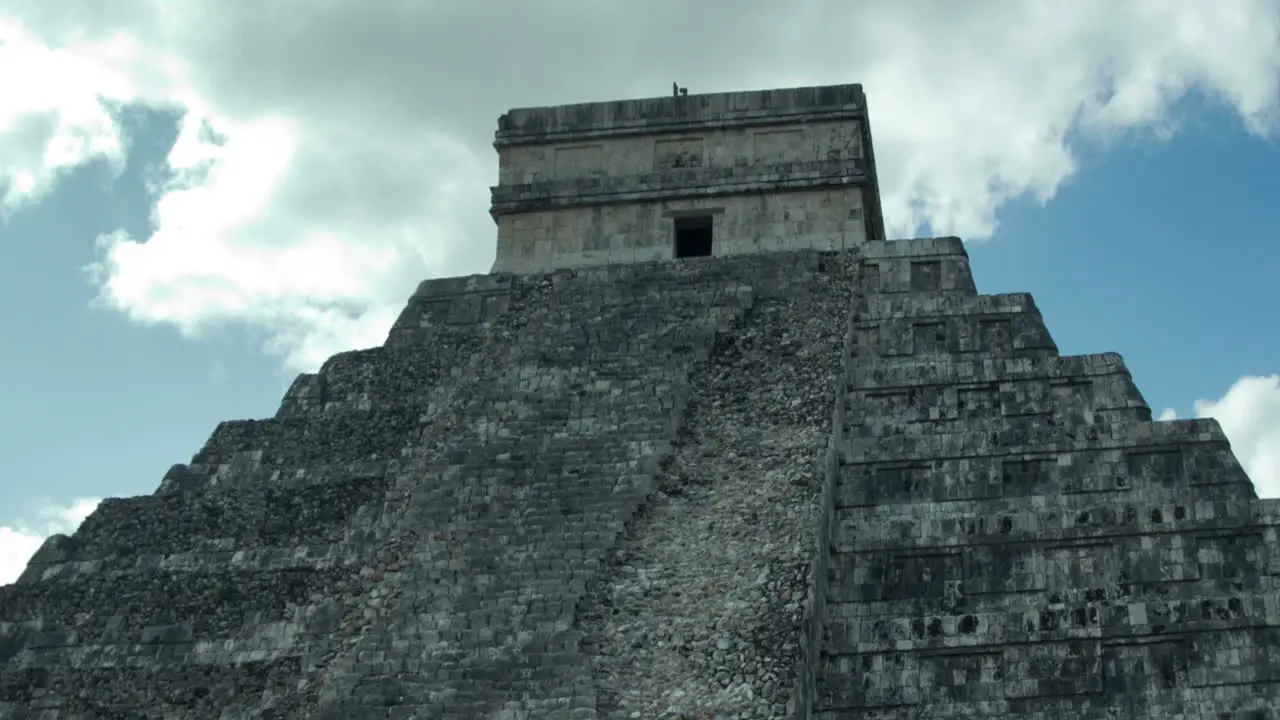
<box><xmin>1</xmin><ymin>250</ymin><xmax>842</xmax><ymax>719</ymax></box>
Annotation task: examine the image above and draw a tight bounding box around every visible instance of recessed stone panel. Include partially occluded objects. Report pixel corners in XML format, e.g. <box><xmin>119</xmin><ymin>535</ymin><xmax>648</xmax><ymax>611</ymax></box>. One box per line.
<box><xmin>957</xmin><ymin>385</ymin><xmax>1001</xmax><ymax>418</ymax></box>
<box><xmin>1003</xmin><ymin>641</ymin><xmax>1103</xmax><ymax>698</ymax></box>
<box><xmin>911</xmin><ymin>322</ymin><xmax>948</xmax><ymax>354</ymax></box>
<box><xmin>861</xmin><ymin>262</ymin><xmax>881</xmax><ymax>292</ymax></box>
<box><xmin>653</xmin><ymin>136</ymin><xmax>704</xmax><ymax>169</ymax></box>
<box><xmin>851</xmin><ymin>551</ymin><xmax>964</xmax><ymax>602</ymax></box>
<box><xmin>820</xmin><ymin>652</ymin><xmax>921</xmax><ymax>708</ymax></box>
<box><xmin>918</xmin><ymin>651</ymin><xmax>1003</xmax><ymax>703</ymax></box>
<box><xmin>553</xmin><ymin>143</ymin><xmax>604</xmax><ymax>179</ymax></box>
<box><xmin>964</xmin><ymin>544</ymin><xmax>1044</xmax><ymax>594</ymax></box>
<box><xmin>909</xmin><ymin>260</ymin><xmax>942</xmax><ymax>291</ymax></box>
<box><xmin>979</xmin><ymin>317</ymin><xmax>1013</xmax><ymax>352</ymax></box>
<box><xmin>1126</xmin><ymin>449</ymin><xmax>1185</xmax><ymax>487</ymax></box>
<box><xmin>1001</xmin><ymin>457</ymin><xmax>1055</xmax><ymax>496</ymax></box>
<box><xmin>752</xmin><ymin>128</ymin><xmax>806</xmax><ymax>164</ymax></box>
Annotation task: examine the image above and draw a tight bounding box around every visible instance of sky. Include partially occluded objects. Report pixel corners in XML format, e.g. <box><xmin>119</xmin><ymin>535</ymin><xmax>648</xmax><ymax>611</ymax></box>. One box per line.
<box><xmin>1</xmin><ymin>0</ymin><xmax>1279</xmax><ymax>586</ymax></box>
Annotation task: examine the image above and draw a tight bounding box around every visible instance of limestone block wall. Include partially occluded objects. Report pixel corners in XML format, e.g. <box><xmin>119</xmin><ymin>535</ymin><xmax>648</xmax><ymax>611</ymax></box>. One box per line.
<box><xmin>489</xmin><ymin>83</ymin><xmax>884</xmax><ymax>274</ymax></box>
<box><xmin>0</xmin><ymin>249</ymin><xmax>862</xmax><ymax>720</ymax></box>
<box><xmin>497</xmin><ymin>120</ymin><xmax>864</xmax><ymax>185</ymax></box>
<box><xmin>5</xmin><ymin>235</ymin><xmax>1278</xmax><ymax>720</ymax></box>
<box><xmin>495</xmin><ymin>85</ymin><xmax>868</xmax><ymax>143</ymax></box>
<box><xmin>493</xmin><ymin>187</ymin><xmax>868</xmax><ymax>273</ymax></box>
<box><xmin>302</xmin><ymin>263</ymin><xmax>757</xmax><ymax>719</ymax></box>
<box><xmin>808</xmin><ymin>238</ymin><xmax>1279</xmax><ymax>719</ymax></box>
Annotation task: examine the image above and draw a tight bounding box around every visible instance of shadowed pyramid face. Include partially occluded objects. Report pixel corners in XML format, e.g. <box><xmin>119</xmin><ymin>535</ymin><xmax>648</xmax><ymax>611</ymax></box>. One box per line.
<box><xmin>1</xmin><ymin>84</ymin><xmax>1275</xmax><ymax>720</ymax></box>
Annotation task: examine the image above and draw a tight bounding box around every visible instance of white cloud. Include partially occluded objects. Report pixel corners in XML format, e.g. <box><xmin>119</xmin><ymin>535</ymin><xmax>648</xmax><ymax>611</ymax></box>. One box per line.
<box><xmin>1</xmin><ymin>1</ymin><xmax>1279</xmax><ymax>369</ymax></box>
<box><xmin>0</xmin><ymin>18</ymin><xmax>132</xmax><ymax>212</ymax></box>
<box><xmin>0</xmin><ymin>498</ymin><xmax>100</xmax><ymax>586</ymax></box>
<box><xmin>1195</xmin><ymin>375</ymin><xmax>1280</xmax><ymax>499</ymax></box>
<box><xmin>1158</xmin><ymin>375</ymin><xmax>1280</xmax><ymax>498</ymax></box>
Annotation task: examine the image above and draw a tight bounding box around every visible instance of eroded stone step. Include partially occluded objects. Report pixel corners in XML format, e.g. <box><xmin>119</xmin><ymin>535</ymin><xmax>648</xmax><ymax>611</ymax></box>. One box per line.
<box><xmin>841</xmin><ymin>400</ymin><xmax>1147</xmax><ymax>438</ymax></box>
<box><xmin>843</xmin><ymin>352</ymin><xmax>1149</xmax><ymax>434</ymax></box>
<box><xmin>813</xmin><ymin>630</ymin><xmax>1280</xmax><ymax>716</ymax></box>
<box><xmin>28</xmin><ymin>478</ymin><xmax>392</xmax><ymax>563</ymax></box>
<box><xmin>828</xmin><ymin>521</ymin><xmax>1275</xmax><ymax>597</ymax></box>
<box><xmin>822</xmin><ymin>586</ymin><xmax>1277</xmax><ymax>649</ymax></box>
<box><xmin>847</xmin><ymin>351</ymin><xmax>1134</xmax><ymax>387</ymax></box>
<box><xmin>831</xmin><ymin>433</ymin><xmax>1251</xmax><ymax>508</ymax></box>
<box><xmin>14</xmin><ymin>541</ymin><xmax>376</xmax><ymax>587</ymax></box>
<box><xmin>840</xmin><ymin>417</ymin><xmax>1238</xmax><ymax>467</ymax></box>
<box><xmin>191</xmin><ymin>414</ymin><xmax>425</xmax><ymax>470</ymax></box>
<box><xmin>823</xmin><ymin>573</ymin><xmax>1274</xmax><ymax>625</ymax></box>
<box><xmin>1</xmin><ymin>657</ymin><xmax>304</xmax><ymax>719</ymax></box>
<box><xmin>0</xmin><ymin>566</ymin><xmax>357</xmax><ymax>641</ymax></box>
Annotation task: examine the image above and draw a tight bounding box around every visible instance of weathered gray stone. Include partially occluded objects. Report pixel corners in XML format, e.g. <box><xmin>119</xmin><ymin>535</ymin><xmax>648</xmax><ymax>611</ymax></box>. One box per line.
<box><xmin>2</xmin><ymin>83</ymin><xmax>1276</xmax><ymax>720</ymax></box>
<box><xmin>801</xmin><ymin>237</ymin><xmax>1275</xmax><ymax>720</ymax></box>
<box><xmin>490</xmin><ymin>84</ymin><xmax>884</xmax><ymax>274</ymax></box>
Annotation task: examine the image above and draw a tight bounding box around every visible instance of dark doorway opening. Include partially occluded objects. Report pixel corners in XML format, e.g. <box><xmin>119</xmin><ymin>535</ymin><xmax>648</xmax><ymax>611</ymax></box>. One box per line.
<box><xmin>674</xmin><ymin>215</ymin><xmax>713</xmax><ymax>258</ymax></box>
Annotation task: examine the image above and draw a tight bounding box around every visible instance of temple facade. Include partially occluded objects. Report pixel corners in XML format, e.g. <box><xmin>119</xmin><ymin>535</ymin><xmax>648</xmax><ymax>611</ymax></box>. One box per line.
<box><xmin>489</xmin><ymin>84</ymin><xmax>885</xmax><ymax>273</ymax></box>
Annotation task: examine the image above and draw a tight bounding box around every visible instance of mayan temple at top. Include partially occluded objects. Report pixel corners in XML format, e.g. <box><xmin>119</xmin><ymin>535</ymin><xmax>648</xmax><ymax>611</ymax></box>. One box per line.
<box><xmin>489</xmin><ymin>83</ymin><xmax>884</xmax><ymax>273</ymax></box>
<box><xmin>1</xmin><ymin>83</ymin><xmax>1278</xmax><ymax>719</ymax></box>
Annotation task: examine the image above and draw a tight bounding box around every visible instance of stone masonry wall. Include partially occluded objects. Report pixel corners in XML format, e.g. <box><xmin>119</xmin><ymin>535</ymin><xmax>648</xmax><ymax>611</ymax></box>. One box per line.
<box><xmin>813</xmin><ymin>238</ymin><xmax>1280</xmax><ymax>719</ymax></box>
<box><xmin>1</xmin><ymin>248</ymin><xmax>861</xmax><ymax>719</ymax></box>
<box><xmin>494</xmin><ymin>188</ymin><xmax>868</xmax><ymax>273</ymax></box>
<box><xmin>498</xmin><ymin>120</ymin><xmax>864</xmax><ymax>186</ymax></box>
<box><xmin>490</xmin><ymin>84</ymin><xmax>881</xmax><ymax>275</ymax></box>
<box><xmin>2</xmin><ymin>236</ymin><xmax>1276</xmax><ymax>720</ymax></box>
<box><xmin>494</xmin><ymin>85</ymin><xmax>867</xmax><ymax>145</ymax></box>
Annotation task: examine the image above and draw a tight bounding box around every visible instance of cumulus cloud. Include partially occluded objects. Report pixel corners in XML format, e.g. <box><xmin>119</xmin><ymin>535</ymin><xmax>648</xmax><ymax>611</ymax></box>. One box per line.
<box><xmin>1195</xmin><ymin>375</ymin><xmax>1280</xmax><ymax>498</ymax></box>
<box><xmin>2</xmin><ymin>1</ymin><xmax>1280</xmax><ymax>369</ymax></box>
<box><xmin>0</xmin><ymin>498</ymin><xmax>100</xmax><ymax>586</ymax></box>
<box><xmin>0</xmin><ymin>18</ymin><xmax>130</xmax><ymax>212</ymax></box>
<box><xmin>1159</xmin><ymin>375</ymin><xmax>1280</xmax><ymax>498</ymax></box>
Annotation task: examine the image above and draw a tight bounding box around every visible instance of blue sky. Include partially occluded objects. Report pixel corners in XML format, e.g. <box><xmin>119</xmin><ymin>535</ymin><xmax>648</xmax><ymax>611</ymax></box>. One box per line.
<box><xmin>974</xmin><ymin>95</ymin><xmax>1280</xmax><ymax>411</ymax></box>
<box><xmin>2</xmin><ymin>2</ymin><xmax>1280</xmax><ymax>584</ymax></box>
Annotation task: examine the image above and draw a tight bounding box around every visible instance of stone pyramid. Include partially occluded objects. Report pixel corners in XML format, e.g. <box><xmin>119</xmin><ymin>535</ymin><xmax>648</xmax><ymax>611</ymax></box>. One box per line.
<box><xmin>2</xmin><ymin>84</ymin><xmax>1277</xmax><ymax>720</ymax></box>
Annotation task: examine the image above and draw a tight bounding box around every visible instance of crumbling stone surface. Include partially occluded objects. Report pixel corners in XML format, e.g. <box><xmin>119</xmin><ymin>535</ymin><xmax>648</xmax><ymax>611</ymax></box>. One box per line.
<box><xmin>0</xmin><ymin>250</ymin><xmax>824</xmax><ymax>719</ymax></box>
<box><xmin>579</xmin><ymin>251</ymin><xmax>857</xmax><ymax>719</ymax></box>
<box><xmin>1</xmin><ymin>238</ymin><xmax>1277</xmax><ymax>720</ymax></box>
